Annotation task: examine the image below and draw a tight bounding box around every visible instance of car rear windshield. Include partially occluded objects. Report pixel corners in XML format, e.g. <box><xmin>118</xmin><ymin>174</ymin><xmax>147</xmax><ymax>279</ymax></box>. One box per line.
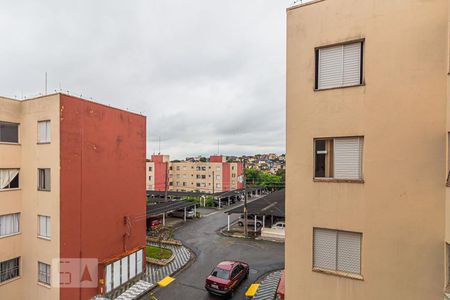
<box><xmin>211</xmin><ymin>267</ymin><xmax>230</xmax><ymax>280</ymax></box>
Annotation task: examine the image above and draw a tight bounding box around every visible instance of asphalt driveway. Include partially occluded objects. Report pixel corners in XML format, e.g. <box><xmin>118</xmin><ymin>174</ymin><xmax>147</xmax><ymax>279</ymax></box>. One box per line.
<box><xmin>147</xmin><ymin>206</ymin><xmax>284</xmax><ymax>300</ymax></box>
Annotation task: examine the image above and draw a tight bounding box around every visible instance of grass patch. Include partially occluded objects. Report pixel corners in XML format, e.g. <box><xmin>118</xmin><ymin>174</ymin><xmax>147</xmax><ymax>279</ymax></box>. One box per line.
<box><xmin>146</xmin><ymin>245</ymin><xmax>173</xmax><ymax>260</ymax></box>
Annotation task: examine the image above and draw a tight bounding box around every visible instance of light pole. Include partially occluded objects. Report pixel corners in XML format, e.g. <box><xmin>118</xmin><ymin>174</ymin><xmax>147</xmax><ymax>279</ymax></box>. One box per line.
<box><xmin>243</xmin><ymin>159</ymin><xmax>248</xmax><ymax>238</ymax></box>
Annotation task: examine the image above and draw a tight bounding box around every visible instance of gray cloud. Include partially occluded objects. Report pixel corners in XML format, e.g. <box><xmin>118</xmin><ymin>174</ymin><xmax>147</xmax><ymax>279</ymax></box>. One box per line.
<box><xmin>0</xmin><ymin>0</ymin><xmax>289</xmax><ymax>159</ymax></box>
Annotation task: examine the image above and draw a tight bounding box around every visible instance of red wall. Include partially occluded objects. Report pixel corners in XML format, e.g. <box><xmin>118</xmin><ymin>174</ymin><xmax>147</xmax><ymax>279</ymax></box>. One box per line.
<box><xmin>60</xmin><ymin>95</ymin><xmax>146</xmax><ymax>299</ymax></box>
<box><xmin>222</xmin><ymin>163</ymin><xmax>231</xmax><ymax>192</ymax></box>
<box><xmin>151</xmin><ymin>155</ymin><xmax>167</xmax><ymax>191</ymax></box>
<box><xmin>237</xmin><ymin>162</ymin><xmax>244</xmax><ymax>189</ymax></box>
<box><xmin>209</xmin><ymin>155</ymin><xmax>223</xmax><ymax>163</ymax></box>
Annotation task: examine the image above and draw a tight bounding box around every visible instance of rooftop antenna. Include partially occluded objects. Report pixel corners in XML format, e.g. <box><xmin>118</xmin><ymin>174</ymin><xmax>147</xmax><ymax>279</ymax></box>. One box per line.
<box><xmin>217</xmin><ymin>139</ymin><xmax>220</xmax><ymax>155</ymax></box>
<box><xmin>158</xmin><ymin>136</ymin><xmax>161</xmax><ymax>155</ymax></box>
<box><xmin>45</xmin><ymin>72</ymin><xmax>47</xmax><ymax>95</ymax></box>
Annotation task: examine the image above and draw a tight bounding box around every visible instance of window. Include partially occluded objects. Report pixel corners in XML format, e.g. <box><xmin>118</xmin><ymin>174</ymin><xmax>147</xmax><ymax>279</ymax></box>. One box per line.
<box><xmin>0</xmin><ymin>169</ymin><xmax>19</xmax><ymax>190</ymax></box>
<box><xmin>148</xmin><ymin>176</ymin><xmax>152</xmax><ymax>181</ymax></box>
<box><xmin>38</xmin><ymin>168</ymin><xmax>51</xmax><ymax>191</ymax></box>
<box><xmin>196</xmin><ymin>183</ymin><xmax>201</xmax><ymax>187</ymax></box>
<box><xmin>313</xmin><ymin>228</ymin><xmax>362</xmax><ymax>275</ymax></box>
<box><xmin>105</xmin><ymin>249</ymin><xmax>143</xmax><ymax>292</ymax></box>
<box><xmin>0</xmin><ymin>257</ymin><xmax>20</xmax><ymax>283</ymax></box>
<box><xmin>216</xmin><ymin>175</ymin><xmax>220</xmax><ymax>180</ymax></box>
<box><xmin>0</xmin><ymin>121</ymin><xmax>19</xmax><ymax>143</ymax></box>
<box><xmin>0</xmin><ymin>213</ymin><xmax>20</xmax><ymax>237</ymax></box>
<box><xmin>201</xmin><ymin>175</ymin><xmax>206</xmax><ymax>179</ymax></box>
<box><xmin>216</xmin><ymin>183</ymin><xmax>221</xmax><ymax>188</ymax></box>
<box><xmin>37</xmin><ymin>120</ymin><xmax>51</xmax><ymax>143</ymax></box>
<box><xmin>38</xmin><ymin>215</ymin><xmax>51</xmax><ymax>239</ymax></box>
<box><xmin>148</xmin><ymin>166</ymin><xmax>152</xmax><ymax>171</ymax></box>
<box><xmin>232</xmin><ymin>173</ymin><xmax>236</xmax><ymax>178</ymax></box>
<box><xmin>176</xmin><ymin>166</ymin><xmax>180</xmax><ymax>171</ymax></box>
<box><xmin>315</xmin><ymin>41</ymin><xmax>363</xmax><ymax>90</ymax></box>
<box><xmin>38</xmin><ymin>262</ymin><xmax>51</xmax><ymax>285</ymax></box>
<box><xmin>314</xmin><ymin>137</ymin><xmax>363</xmax><ymax>180</ymax></box>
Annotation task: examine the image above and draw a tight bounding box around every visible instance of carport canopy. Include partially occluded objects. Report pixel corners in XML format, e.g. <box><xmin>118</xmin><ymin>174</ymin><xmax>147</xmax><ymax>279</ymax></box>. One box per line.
<box><xmin>147</xmin><ymin>201</ymin><xmax>196</xmax><ymax>218</ymax></box>
<box><xmin>224</xmin><ymin>189</ymin><xmax>285</xmax><ymax>218</ymax></box>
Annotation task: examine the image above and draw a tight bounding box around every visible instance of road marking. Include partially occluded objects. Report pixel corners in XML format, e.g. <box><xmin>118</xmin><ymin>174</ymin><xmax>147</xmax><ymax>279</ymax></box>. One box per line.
<box><xmin>245</xmin><ymin>283</ymin><xmax>260</xmax><ymax>297</ymax></box>
<box><xmin>158</xmin><ymin>276</ymin><xmax>175</xmax><ymax>287</ymax></box>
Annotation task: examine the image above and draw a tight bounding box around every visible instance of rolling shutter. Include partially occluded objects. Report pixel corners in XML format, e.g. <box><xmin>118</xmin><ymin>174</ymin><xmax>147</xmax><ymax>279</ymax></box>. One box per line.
<box><xmin>318</xmin><ymin>45</ymin><xmax>343</xmax><ymax>89</ymax></box>
<box><xmin>318</xmin><ymin>42</ymin><xmax>362</xmax><ymax>89</ymax></box>
<box><xmin>343</xmin><ymin>43</ymin><xmax>362</xmax><ymax>86</ymax></box>
<box><xmin>334</xmin><ymin>137</ymin><xmax>363</xmax><ymax>180</ymax></box>
<box><xmin>337</xmin><ymin>231</ymin><xmax>361</xmax><ymax>274</ymax></box>
<box><xmin>313</xmin><ymin>228</ymin><xmax>337</xmax><ymax>270</ymax></box>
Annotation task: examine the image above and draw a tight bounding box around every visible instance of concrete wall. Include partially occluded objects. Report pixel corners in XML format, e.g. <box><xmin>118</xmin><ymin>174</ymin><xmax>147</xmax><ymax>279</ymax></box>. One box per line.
<box><xmin>286</xmin><ymin>0</ymin><xmax>448</xmax><ymax>299</ymax></box>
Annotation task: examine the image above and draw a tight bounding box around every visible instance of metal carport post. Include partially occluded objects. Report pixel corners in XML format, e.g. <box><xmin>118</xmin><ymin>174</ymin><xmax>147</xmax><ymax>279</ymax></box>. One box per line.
<box><xmin>227</xmin><ymin>214</ymin><xmax>230</xmax><ymax>231</ymax></box>
<box><xmin>184</xmin><ymin>207</ymin><xmax>187</xmax><ymax>222</ymax></box>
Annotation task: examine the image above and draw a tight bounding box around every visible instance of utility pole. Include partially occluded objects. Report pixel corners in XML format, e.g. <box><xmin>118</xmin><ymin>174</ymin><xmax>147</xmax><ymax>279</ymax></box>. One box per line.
<box><xmin>212</xmin><ymin>171</ymin><xmax>215</xmax><ymax>195</ymax></box>
<box><xmin>164</xmin><ymin>162</ymin><xmax>169</xmax><ymax>202</ymax></box>
<box><xmin>243</xmin><ymin>160</ymin><xmax>248</xmax><ymax>238</ymax></box>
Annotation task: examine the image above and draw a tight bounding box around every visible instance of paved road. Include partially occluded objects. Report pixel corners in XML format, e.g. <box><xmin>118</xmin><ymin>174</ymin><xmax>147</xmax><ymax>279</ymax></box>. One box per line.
<box><xmin>150</xmin><ymin>207</ymin><xmax>284</xmax><ymax>300</ymax></box>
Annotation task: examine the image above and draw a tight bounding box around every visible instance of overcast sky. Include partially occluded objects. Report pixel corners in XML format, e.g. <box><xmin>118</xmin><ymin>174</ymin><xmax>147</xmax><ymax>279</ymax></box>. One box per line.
<box><xmin>0</xmin><ymin>0</ymin><xmax>295</xmax><ymax>159</ymax></box>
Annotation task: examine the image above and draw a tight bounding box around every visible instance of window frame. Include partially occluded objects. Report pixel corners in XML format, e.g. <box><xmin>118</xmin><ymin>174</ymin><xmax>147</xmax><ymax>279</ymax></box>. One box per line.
<box><xmin>0</xmin><ymin>121</ymin><xmax>20</xmax><ymax>144</ymax></box>
<box><xmin>0</xmin><ymin>213</ymin><xmax>20</xmax><ymax>238</ymax></box>
<box><xmin>312</xmin><ymin>227</ymin><xmax>363</xmax><ymax>280</ymax></box>
<box><xmin>37</xmin><ymin>120</ymin><xmax>51</xmax><ymax>144</ymax></box>
<box><xmin>313</xmin><ymin>136</ymin><xmax>364</xmax><ymax>183</ymax></box>
<box><xmin>314</xmin><ymin>39</ymin><xmax>365</xmax><ymax>91</ymax></box>
<box><xmin>38</xmin><ymin>215</ymin><xmax>51</xmax><ymax>240</ymax></box>
<box><xmin>0</xmin><ymin>257</ymin><xmax>20</xmax><ymax>283</ymax></box>
<box><xmin>37</xmin><ymin>168</ymin><xmax>51</xmax><ymax>191</ymax></box>
<box><xmin>0</xmin><ymin>168</ymin><xmax>20</xmax><ymax>190</ymax></box>
<box><xmin>38</xmin><ymin>262</ymin><xmax>51</xmax><ymax>286</ymax></box>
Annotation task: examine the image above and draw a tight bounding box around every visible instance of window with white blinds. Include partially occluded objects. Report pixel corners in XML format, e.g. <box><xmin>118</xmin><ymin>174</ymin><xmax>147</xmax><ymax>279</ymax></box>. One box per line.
<box><xmin>0</xmin><ymin>213</ymin><xmax>20</xmax><ymax>237</ymax></box>
<box><xmin>313</xmin><ymin>228</ymin><xmax>362</xmax><ymax>275</ymax></box>
<box><xmin>314</xmin><ymin>137</ymin><xmax>363</xmax><ymax>180</ymax></box>
<box><xmin>38</xmin><ymin>215</ymin><xmax>51</xmax><ymax>239</ymax></box>
<box><xmin>334</xmin><ymin>137</ymin><xmax>363</xmax><ymax>180</ymax></box>
<box><xmin>316</xmin><ymin>41</ymin><xmax>363</xmax><ymax>89</ymax></box>
<box><xmin>37</xmin><ymin>120</ymin><xmax>51</xmax><ymax>143</ymax></box>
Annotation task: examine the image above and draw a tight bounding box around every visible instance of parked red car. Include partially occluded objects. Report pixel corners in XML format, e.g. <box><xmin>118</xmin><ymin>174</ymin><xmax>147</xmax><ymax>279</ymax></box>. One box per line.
<box><xmin>205</xmin><ymin>261</ymin><xmax>249</xmax><ymax>297</ymax></box>
<box><xmin>150</xmin><ymin>219</ymin><xmax>161</xmax><ymax>228</ymax></box>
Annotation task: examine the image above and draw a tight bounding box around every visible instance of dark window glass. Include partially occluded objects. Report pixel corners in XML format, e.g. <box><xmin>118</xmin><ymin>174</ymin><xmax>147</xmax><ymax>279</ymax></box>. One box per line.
<box><xmin>9</xmin><ymin>174</ymin><xmax>19</xmax><ymax>189</ymax></box>
<box><xmin>211</xmin><ymin>267</ymin><xmax>230</xmax><ymax>280</ymax></box>
<box><xmin>0</xmin><ymin>122</ymin><xmax>19</xmax><ymax>143</ymax></box>
<box><xmin>0</xmin><ymin>257</ymin><xmax>20</xmax><ymax>283</ymax></box>
<box><xmin>315</xmin><ymin>140</ymin><xmax>326</xmax><ymax>177</ymax></box>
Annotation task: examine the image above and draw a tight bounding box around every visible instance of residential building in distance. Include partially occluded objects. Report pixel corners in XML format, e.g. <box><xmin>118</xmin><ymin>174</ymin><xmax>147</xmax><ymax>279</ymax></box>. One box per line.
<box><xmin>146</xmin><ymin>155</ymin><xmax>243</xmax><ymax>193</ymax></box>
<box><xmin>240</xmin><ymin>153</ymin><xmax>285</xmax><ymax>175</ymax></box>
<box><xmin>0</xmin><ymin>93</ymin><xmax>146</xmax><ymax>300</ymax></box>
<box><xmin>286</xmin><ymin>0</ymin><xmax>449</xmax><ymax>299</ymax></box>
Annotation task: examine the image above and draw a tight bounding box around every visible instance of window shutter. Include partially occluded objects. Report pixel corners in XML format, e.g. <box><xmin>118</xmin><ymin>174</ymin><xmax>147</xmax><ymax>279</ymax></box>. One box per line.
<box><xmin>136</xmin><ymin>249</ymin><xmax>143</xmax><ymax>274</ymax></box>
<box><xmin>45</xmin><ymin>121</ymin><xmax>51</xmax><ymax>142</ymax></box>
<box><xmin>318</xmin><ymin>45</ymin><xmax>344</xmax><ymax>89</ymax></box>
<box><xmin>334</xmin><ymin>137</ymin><xmax>363</xmax><ymax>180</ymax></box>
<box><xmin>313</xmin><ymin>228</ymin><xmax>337</xmax><ymax>270</ymax></box>
<box><xmin>337</xmin><ymin>231</ymin><xmax>361</xmax><ymax>274</ymax></box>
<box><xmin>105</xmin><ymin>264</ymin><xmax>112</xmax><ymax>292</ymax></box>
<box><xmin>39</xmin><ymin>216</ymin><xmax>46</xmax><ymax>236</ymax></box>
<box><xmin>343</xmin><ymin>43</ymin><xmax>362</xmax><ymax>86</ymax></box>
<box><xmin>45</xmin><ymin>169</ymin><xmax>51</xmax><ymax>190</ymax></box>
<box><xmin>121</xmin><ymin>257</ymin><xmax>128</xmax><ymax>283</ymax></box>
<box><xmin>113</xmin><ymin>261</ymin><xmax>120</xmax><ymax>289</ymax></box>
<box><xmin>38</xmin><ymin>122</ymin><xmax>46</xmax><ymax>143</ymax></box>
<box><xmin>129</xmin><ymin>252</ymin><xmax>136</xmax><ymax>278</ymax></box>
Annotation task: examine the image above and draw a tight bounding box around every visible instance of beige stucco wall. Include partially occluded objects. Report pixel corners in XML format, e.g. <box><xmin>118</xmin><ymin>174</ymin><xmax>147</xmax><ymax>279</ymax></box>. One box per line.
<box><xmin>286</xmin><ymin>0</ymin><xmax>448</xmax><ymax>299</ymax></box>
<box><xmin>0</xmin><ymin>95</ymin><xmax>60</xmax><ymax>300</ymax></box>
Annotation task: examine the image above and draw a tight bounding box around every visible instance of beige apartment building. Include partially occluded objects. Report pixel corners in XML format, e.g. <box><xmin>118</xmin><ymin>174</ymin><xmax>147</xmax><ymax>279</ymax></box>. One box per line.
<box><xmin>286</xmin><ymin>0</ymin><xmax>450</xmax><ymax>299</ymax></box>
<box><xmin>146</xmin><ymin>155</ymin><xmax>243</xmax><ymax>193</ymax></box>
<box><xmin>0</xmin><ymin>93</ymin><xmax>146</xmax><ymax>300</ymax></box>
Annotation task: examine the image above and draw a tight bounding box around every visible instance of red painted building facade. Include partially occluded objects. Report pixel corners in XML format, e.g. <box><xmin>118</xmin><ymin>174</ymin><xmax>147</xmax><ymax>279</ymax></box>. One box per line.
<box><xmin>60</xmin><ymin>95</ymin><xmax>146</xmax><ymax>299</ymax></box>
